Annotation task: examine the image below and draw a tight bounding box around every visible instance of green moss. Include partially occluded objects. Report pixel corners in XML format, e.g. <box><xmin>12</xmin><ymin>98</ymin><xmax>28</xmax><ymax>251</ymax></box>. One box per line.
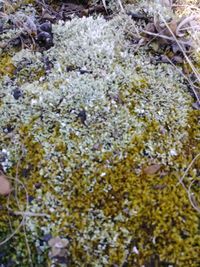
<box><xmin>0</xmin><ymin>54</ymin><xmax>16</xmax><ymax>77</ymax></box>
<box><xmin>2</xmin><ymin>114</ymin><xmax>199</xmax><ymax>266</ymax></box>
<box><xmin>58</xmin><ymin>117</ymin><xmax>200</xmax><ymax>266</ymax></box>
<box><xmin>17</xmin><ymin>67</ymin><xmax>45</xmax><ymax>84</ymax></box>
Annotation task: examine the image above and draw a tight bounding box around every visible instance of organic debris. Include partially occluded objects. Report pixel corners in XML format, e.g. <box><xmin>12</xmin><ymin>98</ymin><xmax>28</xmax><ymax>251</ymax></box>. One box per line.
<box><xmin>143</xmin><ymin>14</ymin><xmax>200</xmax><ymax>53</ymax></box>
<box><xmin>0</xmin><ymin>171</ymin><xmax>11</xmax><ymax>196</ymax></box>
<box><xmin>143</xmin><ymin>164</ymin><xmax>162</xmax><ymax>175</ymax></box>
<box><xmin>48</xmin><ymin>237</ymin><xmax>69</xmax><ymax>258</ymax></box>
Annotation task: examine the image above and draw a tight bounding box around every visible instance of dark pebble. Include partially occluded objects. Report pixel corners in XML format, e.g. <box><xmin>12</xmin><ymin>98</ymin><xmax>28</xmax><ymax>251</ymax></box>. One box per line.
<box><xmin>39</xmin><ymin>22</ymin><xmax>52</xmax><ymax>33</ymax></box>
<box><xmin>37</xmin><ymin>31</ymin><xmax>53</xmax><ymax>49</ymax></box>
<box><xmin>35</xmin><ymin>182</ymin><xmax>42</xmax><ymax>189</ymax></box>
<box><xmin>13</xmin><ymin>88</ymin><xmax>22</xmax><ymax>100</ymax></box>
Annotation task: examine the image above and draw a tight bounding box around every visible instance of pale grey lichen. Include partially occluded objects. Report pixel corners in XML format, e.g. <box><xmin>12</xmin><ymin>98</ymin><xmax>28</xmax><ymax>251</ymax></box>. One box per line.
<box><xmin>0</xmin><ymin>29</ymin><xmax>21</xmax><ymax>49</ymax></box>
<box><xmin>124</xmin><ymin>0</ymin><xmax>174</xmax><ymax>19</ymax></box>
<box><xmin>12</xmin><ymin>49</ymin><xmax>42</xmax><ymax>66</ymax></box>
<box><xmin>0</xmin><ymin>13</ymin><xmax>193</xmax><ymax>194</ymax></box>
<box><xmin>0</xmin><ymin>11</ymin><xmax>196</xmax><ymax>266</ymax></box>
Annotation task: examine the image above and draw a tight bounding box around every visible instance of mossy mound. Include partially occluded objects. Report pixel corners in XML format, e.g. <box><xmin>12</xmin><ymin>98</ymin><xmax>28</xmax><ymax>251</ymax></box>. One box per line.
<box><xmin>0</xmin><ymin>9</ymin><xmax>200</xmax><ymax>267</ymax></box>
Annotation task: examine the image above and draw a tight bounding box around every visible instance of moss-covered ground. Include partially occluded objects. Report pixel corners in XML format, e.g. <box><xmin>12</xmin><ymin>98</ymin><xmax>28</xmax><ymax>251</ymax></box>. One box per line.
<box><xmin>0</xmin><ymin>0</ymin><xmax>200</xmax><ymax>266</ymax></box>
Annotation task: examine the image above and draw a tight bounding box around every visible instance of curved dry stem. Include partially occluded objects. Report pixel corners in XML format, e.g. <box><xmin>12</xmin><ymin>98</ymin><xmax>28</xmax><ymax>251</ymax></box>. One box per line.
<box><xmin>159</xmin><ymin>12</ymin><xmax>200</xmax><ymax>105</ymax></box>
<box><xmin>188</xmin><ymin>179</ymin><xmax>200</xmax><ymax>213</ymax></box>
<box><xmin>163</xmin><ymin>56</ymin><xmax>200</xmax><ymax>103</ymax></box>
<box><xmin>178</xmin><ymin>153</ymin><xmax>200</xmax><ymax>185</ymax></box>
<box><xmin>142</xmin><ymin>29</ymin><xmax>194</xmax><ymax>46</ymax></box>
<box><xmin>175</xmin><ymin>153</ymin><xmax>200</xmax><ymax>214</ymax></box>
<box><xmin>176</xmin><ymin>15</ymin><xmax>199</xmax><ymax>37</ymax></box>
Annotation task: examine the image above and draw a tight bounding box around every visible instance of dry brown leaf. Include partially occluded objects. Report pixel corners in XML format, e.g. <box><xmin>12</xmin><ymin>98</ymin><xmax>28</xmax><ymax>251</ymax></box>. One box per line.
<box><xmin>154</xmin><ymin>17</ymin><xmax>178</xmax><ymax>37</ymax></box>
<box><xmin>0</xmin><ymin>173</ymin><xmax>11</xmax><ymax>195</ymax></box>
<box><xmin>143</xmin><ymin>164</ymin><xmax>162</xmax><ymax>175</ymax></box>
<box><xmin>48</xmin><ymin>236</ymin><xmax>69</xmax><ymax>258</ymax></box>
<box><xmin>167</xmin><ymin>19</ymin><xmax>178</xmax><ymax>35</ymax></box>
<box><xmin>48</xmin><ymin>236</ymin><xmax>68</xmax><ymax>248</ymax></box>
<box><xmin>145</xmin><ymin>22</ymin><xmax>156</xmax><ymax>33</ymax></box>
<box><xmin>41</xmin><ymin>8</ymin><xmax>56</xmax><ymax>21</ymax></box>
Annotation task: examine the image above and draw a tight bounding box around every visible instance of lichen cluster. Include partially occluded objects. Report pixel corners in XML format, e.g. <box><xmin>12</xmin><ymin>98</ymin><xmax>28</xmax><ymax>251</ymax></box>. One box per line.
<box><xmin>0</xmin><ymin>4</ymin><xmax>200</xmax><ymax>267</ymax></box>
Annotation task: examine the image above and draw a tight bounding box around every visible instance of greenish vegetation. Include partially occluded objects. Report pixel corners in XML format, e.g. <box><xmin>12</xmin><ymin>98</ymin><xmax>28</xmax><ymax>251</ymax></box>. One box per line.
<box><xmin>0</xmin><ymin>0</ymin><xmax>200</xmax><ymax>266</ymax></box>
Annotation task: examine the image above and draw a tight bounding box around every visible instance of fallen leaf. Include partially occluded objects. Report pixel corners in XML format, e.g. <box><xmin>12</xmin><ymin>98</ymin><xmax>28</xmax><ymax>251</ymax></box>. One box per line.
<box><xmin>0</xmin><ymin>173</ymin><xmax>11</xmax><ymax>195</ymax></box>
<box><xmin>167</xmin><ymin>19</ymin><xmax>178</xmax><ymax>36</ymax></box>
<box><xmin>48</xmin><ymin>236</ymin><xmax>68</xmax><ymax>248</ymax></box>
<box><xmin>48</xmin><ymin>236</ymin><xmax>69</xmax><ymax>258</ymax></box>
<box><xmin>171</xmin><ymin>55</ymin><xmax>183</xmax><ymax>64</ymax></box>
<box><xmin>143</xmin><ymin>164</ymin><xmax>162</xmax><ymax>175</ymax></box>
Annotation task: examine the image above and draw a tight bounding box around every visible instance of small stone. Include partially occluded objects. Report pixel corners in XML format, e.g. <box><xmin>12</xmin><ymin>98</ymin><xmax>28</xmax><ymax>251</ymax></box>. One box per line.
<box><xmin>39</xmin><ymin>22</ymin><xmax>52</xmax><ymax>33</ymax></box>
<box><xmin>13</xmin><ymin>88</ymin><xmax>22</xmax><ymax>100</ymax></box>
<box><xmin>37</xmin><ymin>31</ymin><xmax>53</xmax><ymax>48</ymax></box>
<box><xmin>35</xmin><ymin>182</ymin><xmax>42</xmax><ymax>189</ymax></box>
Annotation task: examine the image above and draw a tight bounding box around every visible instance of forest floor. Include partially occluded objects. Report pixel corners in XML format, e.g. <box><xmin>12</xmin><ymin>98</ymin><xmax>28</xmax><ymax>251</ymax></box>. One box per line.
<box><xmin>0</xmin><ymin>0</ymin><xmax>200</xmax><ymax>266</ymax></box>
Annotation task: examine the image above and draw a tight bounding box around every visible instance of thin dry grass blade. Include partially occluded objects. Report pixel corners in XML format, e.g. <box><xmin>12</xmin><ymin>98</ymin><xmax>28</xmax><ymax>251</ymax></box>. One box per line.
<box><xmin>117</xmin><ymin>0</ymin><xmax>125</xmax><ymax>12</ymax></box>
<box><xmin>159</xmin><ymin>13</ymin><xmax>200</xmax><ymax>91</ymax></box>
<box><xmin>176</xmin><ymin>15</ymin><xmax>198</xmax><ymax>36</ymax></box>
<box><xmin>101</xmin><ymin>0</ymin><xmax>108</xmax><ymax>12</ymax></box>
